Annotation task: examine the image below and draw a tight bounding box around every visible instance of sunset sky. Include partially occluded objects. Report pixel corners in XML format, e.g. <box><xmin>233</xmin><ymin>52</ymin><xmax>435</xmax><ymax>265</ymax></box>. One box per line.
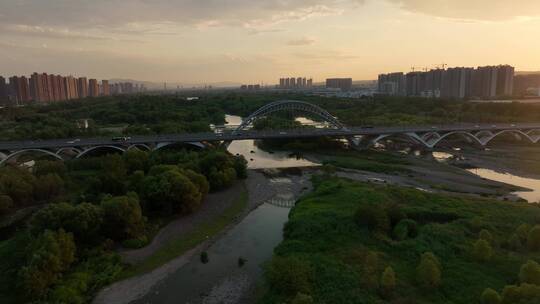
<box><xmin>1</xmin><ymin>0</ymin><xmax>540</xmax><ymax>84</ymax></box>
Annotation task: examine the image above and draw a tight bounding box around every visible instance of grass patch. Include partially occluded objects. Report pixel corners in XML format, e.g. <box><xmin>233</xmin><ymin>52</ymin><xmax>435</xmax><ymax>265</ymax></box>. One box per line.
<box><xmin>119</xmin><ymin>185</ymin><xmax>248</xmax><ymax>279</ymax></box>
<box><xmin>260</xmin><ymin>176</ymin><xmax>540</xmax><ymax>304</ymax></box>
<box><xmin>317</xmin><ymin>150</ymin><xmax>411</xmax><ymax>174</ymax></box>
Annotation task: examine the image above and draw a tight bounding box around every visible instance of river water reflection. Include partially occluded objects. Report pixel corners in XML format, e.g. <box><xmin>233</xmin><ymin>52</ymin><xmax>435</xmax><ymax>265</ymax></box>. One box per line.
<box><xmin>224</xmin><ymin>115</ymin><xmax>318</xmax><ymax>169</ymax></box>
<box><xmin>430</xmin><ymin>150</ymin><xmax>540</xmax><ymax>203</ymax></box>
<box><xmin>467</xmin><ymin>168</ymin><xmax>540</xmax><ymax>203</ymax></box>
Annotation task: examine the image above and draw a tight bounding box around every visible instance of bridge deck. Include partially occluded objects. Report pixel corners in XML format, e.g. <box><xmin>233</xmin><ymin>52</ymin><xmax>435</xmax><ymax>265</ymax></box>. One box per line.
<box><xmin>1</xmin><ymin>123</ymin><xmax>540</xmax><ymax>151</ymax></box>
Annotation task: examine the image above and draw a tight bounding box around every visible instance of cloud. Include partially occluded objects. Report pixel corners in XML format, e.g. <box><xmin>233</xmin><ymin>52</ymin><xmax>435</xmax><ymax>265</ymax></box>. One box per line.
<box><xmin>287</xmin><ymin>37</ymin><xmax>317</xmax><ymax>46</ymax></box>
<box><xmin>388</xmin><ymin>0</ymin><xmax>540</xmax><ymax>21</ymax></box>
<box><xmin>1</xmin><ymin>24</ymin><xmax>142</xmax><ymax>42</ymax></box>
<box><xmin>0</xmin><ymin>1</ymin><xmax>358</xmax><ymax>30</ymax></box>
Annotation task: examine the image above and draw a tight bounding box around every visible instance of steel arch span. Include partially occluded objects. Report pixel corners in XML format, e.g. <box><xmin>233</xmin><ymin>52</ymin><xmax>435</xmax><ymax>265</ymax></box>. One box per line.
<box><xmin>235</xmin><ymin>100</ymin><xmax>346</xmax><ymax>132</ymax></box>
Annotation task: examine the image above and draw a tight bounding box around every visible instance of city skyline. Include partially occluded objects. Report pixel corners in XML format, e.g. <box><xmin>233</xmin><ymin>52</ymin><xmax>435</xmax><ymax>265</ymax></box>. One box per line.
<box><xmin>1</xmin><ymin>1</ymin><xmax>540</xmax><ymax>84</ymax></box>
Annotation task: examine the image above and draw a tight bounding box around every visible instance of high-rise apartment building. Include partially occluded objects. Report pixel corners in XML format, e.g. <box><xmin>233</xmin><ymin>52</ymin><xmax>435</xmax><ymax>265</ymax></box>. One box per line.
<box><xmin>378</xmin><ymin>72</ymin><xmax>405</xmax><ymax>96</ymax></box>
<box><xmin>0</xmin><ymin>76</ymin><xmax>8</xmax><ymax>102</ymax></box>
<box><xmin>326</xmin><ymin>78</ymin><xmax>353</xmax><ymax>91</ymax></box>
<box><xmin>88</xmin><ymin>79</ymin><xmax>99</xmax><ymax>97</ymax></box>
<box><xmin>379</xmin><ymin>65</ymin><xmax>514</xmax><ymax>99</ymax></box>
<box><xmin>101</xmin><ymin>80</ymin><xmax>110</xmax><ymax>96</ymax></box>
<box><xmin>9</xmin><ymin>76</ymin><xmax>31</xmax><ymax>104</ymax></box>
<box><xmin>78</xmin><ymin>77</ymin><xmax>88</xmax><ymax>98</ymax></box>
<box><xmin>29</xmin><ymin>73</ymin><xmax>51</xmax><ymax>102</ymax></box>
<box><xmin>496</xmin><ymin>65</ymin><xmax>514</xmax><ymax>96</ymax></box>
<box><xmin>278</xmin><ymin>77</ymin><xmax>313</xmax><ymax>89</ymax></box>
<box><xmin>64</xmin><ymin>76</ymin><xmax>79</xmax><ymax>100</ymax></box>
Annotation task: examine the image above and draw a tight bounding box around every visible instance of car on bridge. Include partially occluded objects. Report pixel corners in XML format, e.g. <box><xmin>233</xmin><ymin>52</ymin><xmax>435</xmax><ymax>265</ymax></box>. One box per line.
<box><xmin>112</xmin><ymin>136</ymin><xmax>131</xmax><ymax>142</ymax></box>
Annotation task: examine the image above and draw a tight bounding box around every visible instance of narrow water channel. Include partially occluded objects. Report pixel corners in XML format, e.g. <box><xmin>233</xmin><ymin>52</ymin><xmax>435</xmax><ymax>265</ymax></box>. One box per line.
<box><xmin>135</xmin><ymin>203</ymin><xmax>290</xmax><ymax>304</ymax></box>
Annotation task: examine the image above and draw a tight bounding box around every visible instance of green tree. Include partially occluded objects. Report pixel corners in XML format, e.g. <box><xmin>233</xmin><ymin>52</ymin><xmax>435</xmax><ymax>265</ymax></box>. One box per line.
<box><xmin>291</xmin><ymin>293</ymin><xmax>314</xmax><ymax>304</ymax></box>
<box><xmin>481</xmin><ymin>288</ymin><xmax>501</xmax><ymax>304</ymax></box>
<box><xmin>34</xmin><ymin>160</ymin><xmax>66</xmax><ymax>177</ymax></box>
<box><xmin>181</xmin><ymin>169</ymin><xmax>210</xmax><ymax>199</ymax></box>
<box><xmin>355</xmin><ymin>204</ymin><xmax>390</xmax><ymax>233</ymax></box>
<box><xmin>519</xmin><ymin>260</ymin><xmax>540</xmax><ymax>285</ymax></box>
<box><xmin>380</xmin><ymin>266</ymin><xmax>396</xmax><ymax>296</ymax></box>
<box><xmin>99</xmin><ymin>154</ymin><xmax>127</xmax><ymax>195</ymax></box>
<box><xmin>0</xmin><ymin>167</ymin><xmax>35</xmax><ymax>205</ymax></box>
<box><xmin>501</xmin><ymin>284</ymin><xmax>540</xmax><ymax>303</ymax></box>
<box><xmin>0</xmin><ymin>194</ymin><xmax>13</xmax><ymax>215</ymax></box>
<box><xmin>143</xmin><ymin>170</ymin><xmax>203</xmax><ymax>214</ymax></box>
<box><xmin>34</xmin><ymin>173</ymin><xmax>64</xmax><ymax>201</ymax></box>
<box><xmin>266</xmin><ymin>256</ymin><xmax>312</xmax><ymax>296</ymax></box>
<box><xmin>516</xmin><ymin>224</ymin><xmax>532</xmax><ymax>243</ymax></box>
<box><xmin>479</xmin><ymin>229</ymin><xmax>493</xmax><ymax>244</ymax></box>
<box><xmin>416</xmin><ymin>252</ymin><xmax>441</xmax><ymax>289</ymax></box>
<box><xmin>100</xmin><ymin>193</ymin><xmax>144</xmax><ymax>240</ymax></box>
<box><xmin>29</xmin><ymin>202</ymin><xmax>103</xmax><ymax>245</ymax></box>
<box><xmin>123</xmin><ymin>149</ymin><xmax>149</xmax><ymax>173</ymax></box>
<box><xmin>233</xmin><ymin>155</ymin><xmax>248</xmax><ymax>179</ymax></box>
<box><xmin>127</xmin><ymin>170</ymin><xmax>145</xmax><ymax>192</ymax></box>
<box><xmin>527</xmin><ymin>225</ymin><xmax>540</xmax><ymax>251</ymax></box>
<box><xmin>363</xmin><ymin>251</ymin><xmax>379</xmax><ymax>289</ymax></box>
<box><xmin>18</xmin><ymin>229</ymin><xmax>76</xmax><ymax>300</ymax></box>
<box><xmin>507</xmin><ymin>233</ymin><xmax>522</xmax><ymax>251</ymax></box>
<box><xmin>473</xmin><ymin>239</ymin><xmax>493</xmax><ymax>262</ymax></box>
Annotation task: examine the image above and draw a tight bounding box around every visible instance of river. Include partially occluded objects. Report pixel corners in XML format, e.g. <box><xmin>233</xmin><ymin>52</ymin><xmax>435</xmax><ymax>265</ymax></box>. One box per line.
<box><xmin>430</xmin><ymin>150</ymin><xmax>540</xmax><ymax>203</ymax></box>
<box><xmin>135</xmin><ymin>203</ymin><xmax>290</xmax><ymax>304</ymax></box>
<box><xmin>224</xmin><ymin>115</ymin><xmax>318</xmax><ymax>169</ymax></box>
<box><xmin>133</xmin><ymin>115</ymin><xmax>315</xmax><ymax>304</ymax></box>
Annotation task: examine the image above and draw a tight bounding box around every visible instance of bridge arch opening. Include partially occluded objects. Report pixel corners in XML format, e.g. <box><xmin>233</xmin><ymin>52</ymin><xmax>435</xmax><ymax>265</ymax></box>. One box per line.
<box><xmin>0</xmin><ymin>149</ymin><xmax>64</xmax><ymax>166</ymax></box>
<box><xmin>235</xmin><ymin>100</ymin><xmax>346</xmax><ymax>132</ymax></box>
<box><xmin>76</xmin><ymin>145</ymin><xmax>126</xmax><ymax>159</ymax></box>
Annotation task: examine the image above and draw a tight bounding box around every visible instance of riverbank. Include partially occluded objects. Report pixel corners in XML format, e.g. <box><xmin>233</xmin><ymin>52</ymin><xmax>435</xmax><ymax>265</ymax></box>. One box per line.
<box><xmin>93</xmin><ymin>169</ymin><xmax>309</xmax><ymax>304</ymax></box>
<box><xmin>305</xmin><ymin>149</ymin><xmax>524</xmax><ymax>199</ymax></box>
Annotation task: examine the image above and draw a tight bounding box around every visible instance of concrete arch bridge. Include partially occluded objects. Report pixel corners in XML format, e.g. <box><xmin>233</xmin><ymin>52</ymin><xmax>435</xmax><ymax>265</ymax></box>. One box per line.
<box><xmin>1</xmin><ymin>100</ymin><xmax>540</xmax><ymax>165</ymax></box>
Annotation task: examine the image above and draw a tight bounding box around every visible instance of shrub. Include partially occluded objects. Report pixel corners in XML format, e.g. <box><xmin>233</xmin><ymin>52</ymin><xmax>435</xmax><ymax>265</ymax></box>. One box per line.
<box><xmin>507</xmin><ymin>233</ymin><xmax>522</xmax><ymax>251</ymax></box>
<box><xmin>473</xmin><ymin>239</ymin><xmax>493</xmax><ymax>262</ymax></box>
<box><xmin>142</xmin><ymin>169</ymin><xmax>203</xmax><ymax>214</ymax></box>
<box><xmin>355</xmin><ymin>204</ymin><xmax>390</xmax><ymax>233</ymax></box>
<box><xmin>363</xmin><ymin>251</ymin><xmax>380</xmax><ymax>289</ymax></box>
<box><xmin>386</xmin><ymin>204</ymin><xmax>406</xmax><ymax>227</ymax></box>
<box><xmin>479</xmin><ymin>229</ymin><xmax>493</xmax><ymax>244</ymax></box>
<box><xmin>0</xmin><ymin>194</ymin><xmax>13</xmax><ymax>215</ymax></box>
<box><xmin>29</xmin><ymin>202</ymin><xmax>103</xmax><ymax>244</ymax></box>
<box><xmin>121</xmin><ymin>236</ymin><xmax>149</xmax><ymax>249</ymax></box>
<box><xmin>100</xmin><ymin>193</ymin><xmax>145</xmax><ymax>241</ymax></box>
<box><xmin>34</xmin><ymin>160</ymin><xmax>66</xmax><ymax>177</ymax></box>
<box><xmin>393</xmin><ymin>219</ymin><xmax>418</xmax><ymax>240</ymax></box>
<box><xmin>527</xmin><ymin>225</ymin><xmax>540</xmax><ymax>251</ymax></box>
<box><xmin>266</xmin><ymin>256</ymin><xmax>312</xmax><ymax>296</ymax></box>
<box><xmin>200</xmin><ymin>251</ymin><xmax>209</xmax><ymax>264</ymax></box>
<box><xmin>519</xmin><ymin>260</ymin><xmax>540</xmax><ymax>285</ymax></box>
<box><xmin>516</xmin><ymin>224</ymin><xmax>531</xmax><ymax>243</ymax></box>
<box><xmin>18</xmin><ymin>229</ymin><xmax>76</xmax><ymax>300</ymax></box>
<box><xmin>380</xmin><ymin>266</ymin><xmax>396</xmax><ymax>296</ymax></box>
<box><xmin>291</xmin><ymin>292</ymin><xmax>314</xmax><ymax>304</ymax></box>
<box><xmin>501</xmin><ymin>283</ymin><xmax>540</xmax><ymax>303</ymax></box>
<box><xmin>481</xmin><ymin>288</ymin><xmax>501</xmax><ymax>304</ymax></box>
<box><xmin>416</xmin><ymin>252</ymin><xmax>441</xmax><ymax>289</ymax></box>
